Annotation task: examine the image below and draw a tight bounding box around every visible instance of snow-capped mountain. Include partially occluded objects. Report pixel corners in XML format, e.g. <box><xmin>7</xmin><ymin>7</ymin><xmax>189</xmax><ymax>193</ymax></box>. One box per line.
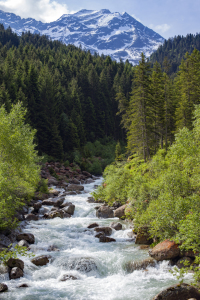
<box><xmin>0</xmin><ymin>9</ymin><xmax>164</xmax><ymax>64</ymax></box>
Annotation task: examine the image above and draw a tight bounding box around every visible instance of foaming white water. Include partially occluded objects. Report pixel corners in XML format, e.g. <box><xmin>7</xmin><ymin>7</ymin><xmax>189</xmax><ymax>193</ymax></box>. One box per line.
<box><xmin>1</xmin><ymin>178</ymin><xmax>192</xmax><ymax>300</ymax></box>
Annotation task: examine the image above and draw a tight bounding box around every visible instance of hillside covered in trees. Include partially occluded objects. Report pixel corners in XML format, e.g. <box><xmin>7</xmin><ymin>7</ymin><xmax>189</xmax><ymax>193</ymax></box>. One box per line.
<box><xmin>149</xmin><ymin>33</ymin><xmax>200</xmax><ymax>75</ymax></box>
<box><xmin>0</xmin><ymin>24</ymin><xmax>133</xmax><ymax>166</ymax></box>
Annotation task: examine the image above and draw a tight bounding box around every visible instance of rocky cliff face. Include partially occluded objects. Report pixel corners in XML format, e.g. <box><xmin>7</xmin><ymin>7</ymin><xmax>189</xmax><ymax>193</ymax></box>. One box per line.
<box><xmin>0</xmin><ymin>9</ymin><xmax>164</xmax><ymax>64</ymax></box>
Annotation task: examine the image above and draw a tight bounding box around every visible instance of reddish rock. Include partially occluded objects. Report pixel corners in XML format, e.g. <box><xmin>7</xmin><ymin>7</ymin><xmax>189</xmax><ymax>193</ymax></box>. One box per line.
<box><xmin>114</xmin><ymin>205</ymin><xmax>127</xmax><ymax>218</ymax></box>
<box><xmin>149</xmin><ymin>240</ymin><xmax>180</xmax><ymax>261</ymax></box>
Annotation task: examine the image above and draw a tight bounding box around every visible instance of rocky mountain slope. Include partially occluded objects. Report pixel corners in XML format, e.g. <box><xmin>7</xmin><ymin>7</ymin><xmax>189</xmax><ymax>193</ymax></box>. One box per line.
<box><xmin>0</xmin><ymin>9</ymin><xmax>164</xmax><ymax>64</ymax></box>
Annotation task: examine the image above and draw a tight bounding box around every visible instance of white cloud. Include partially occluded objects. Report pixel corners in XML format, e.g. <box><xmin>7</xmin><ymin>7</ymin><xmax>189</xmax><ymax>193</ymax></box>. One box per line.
<box><xmin>149</xmin><ymin>23</ymin><xmax>171</xmax><ymax>33</ymax></box>
<box><xmin>0</xmin><ymin>0</ymin><xmax>73</xmax><ymax>22</ymax></box>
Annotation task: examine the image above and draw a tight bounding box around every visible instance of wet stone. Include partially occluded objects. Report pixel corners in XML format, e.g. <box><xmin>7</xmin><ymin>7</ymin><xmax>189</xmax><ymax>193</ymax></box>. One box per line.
<box><xmin>0</xmin><ymin>283</ymin><xmax>8</xmax><ymax>292</ymax></box>
<box><xmin>59</xmin><ymin>274</ymin><xmax>78</xmax><ymax>281</ymax></box>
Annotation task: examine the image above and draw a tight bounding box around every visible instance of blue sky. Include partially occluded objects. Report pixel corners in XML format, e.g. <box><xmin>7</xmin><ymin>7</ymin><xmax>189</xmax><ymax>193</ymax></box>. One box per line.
<box><xmin>0</xmin><ymin>0</ymin><xmax>199</xmax><ymax>39</ymax></box>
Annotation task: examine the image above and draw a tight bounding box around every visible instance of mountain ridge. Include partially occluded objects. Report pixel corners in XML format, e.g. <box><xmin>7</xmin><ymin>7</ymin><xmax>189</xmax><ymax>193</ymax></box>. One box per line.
<box><xmin>0</xmin><ymin>9</ymin><xmax>164</xmax><ymax>64</ymax></box>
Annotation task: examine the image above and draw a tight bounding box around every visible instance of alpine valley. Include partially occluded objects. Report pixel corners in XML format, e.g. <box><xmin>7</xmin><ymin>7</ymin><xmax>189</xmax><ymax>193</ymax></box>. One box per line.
<box><xmin>0</xmin><ymin>8</ymin><xmax>164</xmax><ymax>64</ymax></box>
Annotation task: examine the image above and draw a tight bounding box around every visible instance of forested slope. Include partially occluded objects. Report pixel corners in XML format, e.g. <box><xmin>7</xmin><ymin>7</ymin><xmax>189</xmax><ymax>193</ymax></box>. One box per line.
<box><xmin>0</xmin><ymin>24</ymin><xmax>133</xmax><ymax>162</ymax></box>
<box><xmin>149</xmin><ymin>33</ymin><xmax>200</xmax><ymax>75</ymax></box>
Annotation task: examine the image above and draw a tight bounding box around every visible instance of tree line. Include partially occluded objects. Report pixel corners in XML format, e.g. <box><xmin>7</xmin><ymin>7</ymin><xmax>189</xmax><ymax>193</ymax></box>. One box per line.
<box><xmin>0</xmin><ymin>24</ymin><xmax>133</xmax><ymax>161</ymax></box>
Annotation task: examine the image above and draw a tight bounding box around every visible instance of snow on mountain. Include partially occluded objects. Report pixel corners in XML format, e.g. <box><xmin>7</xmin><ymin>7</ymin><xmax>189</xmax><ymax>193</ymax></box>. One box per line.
<box><xmin>0</xmin><ymin>9</ymin><xmax>164</xmax><ymax>64</ymax></box>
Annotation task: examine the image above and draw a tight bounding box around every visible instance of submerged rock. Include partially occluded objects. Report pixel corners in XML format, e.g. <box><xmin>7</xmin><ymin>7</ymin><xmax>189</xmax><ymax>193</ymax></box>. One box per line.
<box><xmin>152</xmin><ymin>283</ymin><xmax>200</xmax><ymax>300</ymax></box>
<box><xmin>149</xmin><ymin>240</ymin><xmax>180</xmax><ymax>261</ymax></box>
<box><xmin>68</xmin><ymin>258</ymin><xmax>97</xmax><ymax>273</ymax></box>
<box><xmin>18</xmin><ymin>283</ymin><xmax>29</xmax><ymax>288</ymax></box>
<box><xmin>99</xmin><ymin>236</ymin><xmax>116</xmax><ymax>243</ymax></box>
<box><xmin>59</xmin><ymin>274</ymin><xmax>78</xmax><ymax>281</ymax></box>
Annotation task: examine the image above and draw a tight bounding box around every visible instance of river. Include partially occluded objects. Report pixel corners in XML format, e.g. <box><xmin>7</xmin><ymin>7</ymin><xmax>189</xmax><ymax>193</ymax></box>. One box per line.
<box><xmin>0</xmin><ymin>178</ymin><xmax>189</xmax><ymax>300</ymax></box>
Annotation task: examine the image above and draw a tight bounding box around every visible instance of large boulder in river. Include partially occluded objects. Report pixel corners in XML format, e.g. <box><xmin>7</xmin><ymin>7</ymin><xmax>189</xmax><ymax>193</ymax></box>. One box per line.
<box><xmin>53</xmin><ymin>197</ymin><xmax>65</xmax><ymax>207</ymax></box>
<box><xmin>18</xmin><ymin>239</ymin><xmax>29</xmax><ymax>248</ymax></box>
<box><xmin>135</xmin><ymin>226</ymin><xmax>153</xmax><ymax>245</ymax></box>
<box><xmin>114</xmin><ymin>205</ymin><xmax>127</xmax><ymax>218</ymax></box>
<box><xmin>152</xmin><ymin>283</ymin><xmax>200</xmax><ymax>300</ymax></box>
<box><xmin>44</xmin><ymin>210</ymin><xmax>64</xmax><ymax>219</ymax></box>
<box><xmin>31</xmin><ymin>255</ymin><xmax>51</xmax><ymax>266</ymax></box>
<box><xmin>16</xmin><ymin>233</ymin><xmax>35</xmax><ymax>244</ymax></box>
<box><xmin>7</xmin><ymin>258</ymin><xmax>24</xmax><ymax>270</ymax></box>
<box><xmin>69</xmin><ymin>178</ymin><xmax>80</xmax><ymax>184</ymax></box>
<box><xmin>42</xmin><ymin>199</ymin><xmax>55</xmax><ymax>206</ymax></box>
<box><xmin>33</xmin><ymin>202</ymin><xmax>42</xmax><ymax>212</ymax></box>
<box><xmin>94</xmin><ymin>227</ymin><xmax>112</xmax><ymax>236</ymax></box>
<box><xmin>48</xmin><ymin>176</ymin><xmax>58</xmax><ymax>186</ymax></box>
<box><xmin>87</xmin><ymin>223</ymin><xmax>99</xmax><ymax>229</ymax></box>
<box><xmin>149</xmin><ymin>240</ymin><xmax>180</xmax><ymax>261</ymax></box>
<box><xmin>9</xmin><ymin>267</ymin><xmax>23</xmax><ymax>279</ymax></box>
<box><xmin>96</xmin><ymin>206</ymin><xmax>114</xmax><ymax>218</ymax></box>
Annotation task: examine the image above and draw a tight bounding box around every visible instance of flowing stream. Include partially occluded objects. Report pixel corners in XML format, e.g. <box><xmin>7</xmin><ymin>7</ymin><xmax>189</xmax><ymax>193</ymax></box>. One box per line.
<box><xmin>0</xmin><ymin>178</ymin><xmax>190</xmax><ymax>300</ymax></box>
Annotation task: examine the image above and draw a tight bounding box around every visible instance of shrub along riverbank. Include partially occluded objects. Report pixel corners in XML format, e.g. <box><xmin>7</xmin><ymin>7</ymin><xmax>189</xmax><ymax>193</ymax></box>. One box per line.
<box><xmin>93</xmin><ymin>104</ymin><xmax>200</xmax><ymax>286</ymax></box>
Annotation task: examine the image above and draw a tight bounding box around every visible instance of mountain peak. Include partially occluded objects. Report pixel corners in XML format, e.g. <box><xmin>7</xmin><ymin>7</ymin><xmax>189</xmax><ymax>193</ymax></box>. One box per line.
<box><xmin>0</xmin><ymin>9</ymin><xmax>164</xmax><ymax>65</ymax></box>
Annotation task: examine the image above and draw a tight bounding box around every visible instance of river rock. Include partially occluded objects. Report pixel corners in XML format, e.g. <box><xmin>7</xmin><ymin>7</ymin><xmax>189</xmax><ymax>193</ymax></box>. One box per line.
<box><xmin>24</xmin><ymin>213</ymin><xmax>39</xmax><ymax>221</ymax></box>
<box><xmin>33</xmin><ymin>202</ymin><xmax>42</xmax><ymax>212</ymax></box>
<box><xmin>53</xmin><ymin>197</ymin><xmax>65</xmax><ymax>207</ymax></box>
<box><xmin>31</xmin><ymin>255</ymin><xmax>51</xmax><ymax>266</ymax></box>
<box><xmin>63</xmin><ymin>204</ymin><xmax>75</xmax><ymax>215</ymax></box>
<box><xmin>49</xmin><ymin>189</ymin><xmax>60</xmax><ymax>196</ymax></box>
<box><xmin>99</xmin><ymin>236</ymin><xmax>116</xmax><ymax>243</ymax></box>
<box><xmin>63</xmin><ymin>212</ymin><xmax>71</xmax><ymax>218</ymax></box>
<box><xmin>0</xmin><ymin>283</ymin><xmax>8</xmax><ymax>292</ymax></box>
<box><xmin>0</xmin><ymin>234</ymin><xmax>11</xmax><ymax>248</ymax></box>
<box><xmin>110</xmin><ymin>222</ymin><xmax>122</xmax><ymax>231</ymax></box>
<box><xmin>95</xmin><ymin>232</ymin><xmax>105</xmax><ymax>238</ymax></box>
<box><xmin>60</xmin><ymin>202</ymin><xmax>72</xmax><ymax>208</ymax></box>
<box><xmin>67</xmin><ymin>184</ymin><xmax>84</xmax><ymax>192</ymax></box>
<box><xmin>45</xmin><ymin>210</ymin><xmax>64</xmax><ymax>219</ymax></box>
<box><xmin>135</xmin><ymin>226</ymin><xmax>153</xmax><ymax>245</ymax></box>
<box><xmin>18</xmin><ymin>239</ymin><xmax>29</xmax><ymax>248</ymax></box>
<box><xmin>16</xmin><ymin>233</ymin><xmax>35</xmax><ymax>244</ymax></box>
<box><xmin>68</xmin><ymin>258</ymin><xmax>97</xmax><ymax>273</ymax></box>
<box><xmin>18</xmin><ymin>283</ymin><xmax>29</xmax><ymax>288</ymax></box>
<box><xmin>152</xmin><ymin>283</ymin><xmax>200</xmax><ymax>300</ymax></box>
<box><xmin>149</xmin><ymin>240</ymin><xmax>180</xmax><ymax>261</ymax></box>
<box><xmin>10</xmin><ymin>267</ymin><xmax>23</xmax><ymax>279</ymax></box>
<box><xmin>176</xmin><ymin>256</ymin><xmax>194</xmax><ymax>269</ymax></box>
<box><xmin>48</xmin><ymin>177</ymin><xmax>58</xmax><ymax>186</ymax></box>
<box><xmin>87</xmin><ymin>223</ymin><xmax>99</xmax><ymax>229</ymax></box>
<box><xmin>69</xmin><ymin>178</ymin><xmax>80</xmax><ymax>184</ymax></box>
<box><xmin>7</xmin><ymin>258</ymin><xmax>24</xmax><ymax>270</ymax></box>
<box><xmin>96</xmin><ymin>206</ymin><xmax>114</xmax><ymax>218</ymax></box>
<box><xmin>113</xmin><ymin>202</ymin><xmax>121</xmax><ymax>208</ymax></box>
<box><xmin>94</xmin><ymin>227</ymin><xmax>112</xmax><ymax>236</ymax></box>
<box><xmin>59</xmin><ymin>274</ymin><xmax>78</xmax><ymax>281</ymax></box>
<box><xmin>125</xmin><ymin>257</ymin><xmax>156</xmax><ymax>272</ymax></box>
<box><xmin>87</xmin><ymin>197</ymin><xmax>96</xmax><ymax>203</ymax></box>
<box><xmin>82</xmin><ymin>171</ymin><xmax>92</xmax><ymax>178</ymax></box>
<box><xmin>42</xmin><ymin>199</ymin><xmax>55</xmax><ymax>206</ymax></box>
<box><xmin>85</xmin><ymin>178</ymin><xmax>95</xmax><ymax>184</ymax></box>
<box><xmin>114</xmin><ymin>205</ymin><xmax>127</xmax><ymax>218</ymax></box>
